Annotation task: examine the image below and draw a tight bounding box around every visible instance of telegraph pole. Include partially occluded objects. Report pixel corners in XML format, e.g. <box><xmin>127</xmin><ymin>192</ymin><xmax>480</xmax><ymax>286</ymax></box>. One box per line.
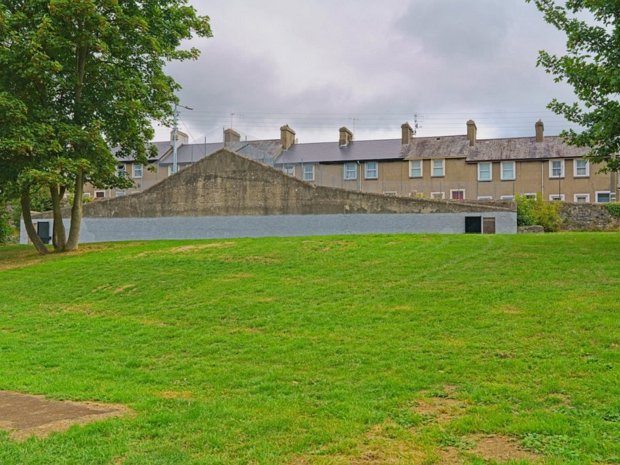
<box><xmin>171</xmin><ymin>103</ymin><xmax>193</xmax><ymax>175</ymax></box>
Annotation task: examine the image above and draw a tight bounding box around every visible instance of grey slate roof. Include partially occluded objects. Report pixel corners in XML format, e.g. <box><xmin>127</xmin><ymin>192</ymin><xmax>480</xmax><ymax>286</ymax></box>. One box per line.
<box><xmin>403</xmin><ymin>135</ymin><xmax>589</xmax><ymax>162</ymax></box>
<box><xmin>158</xmin><ymin>140</ymin><xmax>283</xmax><ymax>166</ymax></box>
<box><xmin>275</xmin><ymin>139</ymin><xmax>404</xmax><ymax>165</ymax></box>
<box><xmin>114</xmin><ymin>141</ymin><xmax>172</xmax><ymax>162</ymax></box>
<box><xmin>159</xmin><ymin>142</ymin><xmax>223</xmax><ymax>165</ymax></box>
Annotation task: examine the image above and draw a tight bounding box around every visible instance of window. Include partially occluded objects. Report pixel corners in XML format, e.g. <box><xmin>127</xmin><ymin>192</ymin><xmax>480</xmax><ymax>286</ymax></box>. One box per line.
<box><xmin>283</xmin><ymin>165</ymin><xmax>295</xmax><ymax>176</ymax></box>
<box><xmin>596</xmin><ymin>191</ymin><xmax>613</xmax><ymax>203</ymax></box>
<box><xmin>82</xmin><ymin>192</ymin><xmax>91</xmax><ymax>199</ymax></box>
<box><xmin>364</xmin><ymin>161</ymin><xmax>378</xmax><ymax>179</ymax></box>
<box><xmin>477</xmin><ymin>196</ymin><xmax>493</xmax><ymax>201</ymax></box>
<box><xmin>574</xmin><ymin>159</ymin><xmax>589</xmax><ymax>177</ymax></box>
<box><xmin>549</xmin><ymin>159</ymin><xmax>565</xmax><ymax>178</ymax></box>
<box><xmin>431</xmin><ymin>192</ymin><xmax>445</xmax><ymax>200</ymax></box>
<box><xmin>343</xmin><ymin>163</ymin><xmax>357</xmax><ymax>180</ymax></box>
<box><xmin>549</xmin><ymin>194</ymin><xmax>565</xmax><ymax>201</ymax></box>
<box><xmin>132</xmin><ymin>164</ymin><xmax>143</xmax><ymax>178</ymax></box>
<box><xmin>450</xmin><ymin>189</ymin><xmax>465</xmax><ymax>200</ymax></box>
<box><xmin>478</xmin><ymin>162</ymin><xmax>492</xmax><ymax>181</ymax></box>
<box><xmin>524</xmin><ymin>193</ymin><xmax>537</xmax><ymax>199</ymax></box>
<box><xmin>500</xmin><ymin>195</ymin><xmax>514</xmax><ymax>201</ymax></box>
<box><xmin>574</xmin><ymin>194</ymin><xmax>590</xmax><ymax>203</ymax></box>
<box><xmin>115</xmin><ymin>191</ymin><xmax>126</xmax><ymax>197</ymax></box>
<box><xmin>117</xmin><ymin>164</ymin><xmax>127</xmax><ymax>178</ymax></box>
<box><xmin>409</xmin><ymin>160</ymin><xmax>422</xmax><ymax>178</ymax></box>
<box><xmin>303</xmin><ymin>164</ymin><xmax>315</xmax><ymax>182</ymax></box>
<box><xmin>432</xmin><ymin>159</ymin><xmax>445</xmax><ymax>177</ymax></box>
<box><xmin>95</xmin><ymin>191</ymin><xmax>105</xmax><ymax>199</ymax></box>
<box><xmin>383</xmin><ymin>191</ymin><xmax>397</xmax><ymax>196</ymax></box>
<box><xmin>501</xmin><ymin>161</ymin><xmax>515</xmax><ymax>180</ymax></box>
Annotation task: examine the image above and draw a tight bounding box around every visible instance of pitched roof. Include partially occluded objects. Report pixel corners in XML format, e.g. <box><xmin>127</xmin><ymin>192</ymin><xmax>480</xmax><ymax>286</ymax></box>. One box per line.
<box><xmin>275</xmin><ymin>139</ymin><xmax>404</xmax><ymax>165</ymax></box>
<box><xmin>114</xmin><ymin>141</ymin><xmax>172</xmax><ymax>162</ymax></box>
<box><xmin>158</xmin><ymin>140</ymin><xmax>284</xmax><ymax>166</ymax></box>
<box><xmin>403</xmin><ymin>135</ymin><xmax>589</xmax><ymax>162</ymax></box>
<box><xmin>159</xmin><ymin>142</ymin><xmax>223</xmax><ymax>165</ymax></box>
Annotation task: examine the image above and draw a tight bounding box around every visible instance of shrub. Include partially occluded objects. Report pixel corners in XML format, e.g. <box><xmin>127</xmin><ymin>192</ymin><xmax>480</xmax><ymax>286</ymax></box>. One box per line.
<box><xmin>516</xmin><ymin>194</ymin><xmax>562</xmax><ymax>232</ymax></box>
<box><xmin>605</xmin><ymin>202</ymin><xmax>620</xmax><ymax>218</ymax></box>
<box><xmin>0</xmin><ymin>207</ymin><xmax>13</xmax><ymax>244</ymax></box>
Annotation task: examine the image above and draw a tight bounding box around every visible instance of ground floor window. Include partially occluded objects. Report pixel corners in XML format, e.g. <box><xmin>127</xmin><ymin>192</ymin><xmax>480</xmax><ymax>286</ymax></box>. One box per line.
<box><xmin>95</xmin><ymin>191</ymin><xmax>106</xmax><ymax>199</ymax></box>
<box><xmin>549</xmin><ymin>194</ymin><xmax>565</xmax><ymax>201</ymax></box>
<box><xmin>364</xmin><ymin>161</ymin><xmax>378</xmax><ymax>179</ymax></box>
<box><xmin>523</xmin><ymin>193</ymin><xmax>537</xmax><ymax>199</ymax></box>
<box><xmin>431</xmin><ymin>192</ymin><xmax>445</xmax><ymax>200</ymax></box>
<box><xmin>500</xmin><ymin>195</ymin><xmax>514</xmax><ymax>201</ymax></box>
<box><xmin>477</xmin><ymin>196</ymin><xmax>493</xmax><ymax>201</ymax></box>
<box><xmin>303</xmin><ymin>164</ymin><xmax>315</xmax><ymax>182</ymax></box>
<box><xmin>574</xmin><ymin>193</ymin><xmax>590</xmax><ymax>203</ymax></box>
<box><xmin>283</xmin><ymin>165</ymin><xmax>295</xmax><ymax>176</ymax></box>
<box><xmin>343</xmin><ymin>163</ymin><xmax>357</xmax><ymax>180</ymax></box>
<box><xmin>450</xmin><ymin>189</ymin><xmax>465</xmax><ymax>200</ymax></box>
<box><xmin>595</xmin><ymin>191</ymin><xmax>613</xmax><ymax>203</ymax></box>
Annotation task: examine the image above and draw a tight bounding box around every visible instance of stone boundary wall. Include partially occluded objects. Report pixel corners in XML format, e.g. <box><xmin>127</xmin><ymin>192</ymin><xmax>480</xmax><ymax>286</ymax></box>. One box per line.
<box><xmin>560</xmin><ymin>203</ymin><xmax>620</xmax><ymax>231</ymax></box>
<box><xmin>33</xmin><ymin>149</ymin><xmax>514</xmax><ymax>220</ymax></box>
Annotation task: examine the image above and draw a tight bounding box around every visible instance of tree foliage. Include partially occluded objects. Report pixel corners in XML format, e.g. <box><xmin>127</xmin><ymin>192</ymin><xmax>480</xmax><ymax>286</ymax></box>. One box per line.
<box><xmin>0</xmin><ymin>0</ymin><xmax>211</xmax><ymax>253</ymax></box>
<box><xmin>528</xmin><ymin>0</ymin><xmax>620</xmax><ymax>172</ymax></box>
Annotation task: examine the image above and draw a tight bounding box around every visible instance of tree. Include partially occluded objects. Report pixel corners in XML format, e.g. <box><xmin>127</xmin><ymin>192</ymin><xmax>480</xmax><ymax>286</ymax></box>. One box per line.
<box><xmin>527</xmin><ymin>0</ymin><xmax>620</xmax><ymax>172</ymax></box>
<box><xmin>0</xmin><ymin>1</ymin><xmax>211</xmax><ymax>253</ymax></box>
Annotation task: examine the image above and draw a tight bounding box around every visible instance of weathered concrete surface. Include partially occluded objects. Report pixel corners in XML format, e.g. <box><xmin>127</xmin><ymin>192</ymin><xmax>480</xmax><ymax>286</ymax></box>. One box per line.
<box><xmin>560</xmin><ymin>203</ymin><xmax>620</xmax><ymax>231</ymax></box>
<box><xmin>33</xmin><ymin>149</ymin><xmax>514</xmax><ymax>220</ymax></box>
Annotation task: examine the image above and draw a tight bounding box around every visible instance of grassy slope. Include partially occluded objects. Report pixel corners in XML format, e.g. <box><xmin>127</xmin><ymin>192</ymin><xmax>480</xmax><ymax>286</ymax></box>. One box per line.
<box><xmin>0</xmin><ymin>234</ymin><xmax>618</xmax><ymax>465</ymax></box>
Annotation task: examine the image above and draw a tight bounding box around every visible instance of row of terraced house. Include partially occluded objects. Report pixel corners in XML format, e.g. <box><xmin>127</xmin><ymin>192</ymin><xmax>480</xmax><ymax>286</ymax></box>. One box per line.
<box><xmin>87</xmin><ymin>120</ymin><xmax>619</xmax><ymax>204</ymax></box>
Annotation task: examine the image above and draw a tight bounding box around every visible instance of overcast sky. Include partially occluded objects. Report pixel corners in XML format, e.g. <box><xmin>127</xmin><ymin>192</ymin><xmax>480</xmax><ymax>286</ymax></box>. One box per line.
<box><xmin>155</xmin><ymin>0</ymin><xmax>577</xmax><ymax>144</ymax></box>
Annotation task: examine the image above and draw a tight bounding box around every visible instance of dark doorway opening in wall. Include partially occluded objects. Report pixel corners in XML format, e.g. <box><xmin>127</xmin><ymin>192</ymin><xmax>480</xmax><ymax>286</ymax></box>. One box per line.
<box><xmin>465</xmin><ymin>216</ymin><xmax>482</xmax><ymax>234</ymax></box>
<box><xmin>37</xmin><ymin>221</ymin><xmax>51</xmax><ymax>244</ymax></box>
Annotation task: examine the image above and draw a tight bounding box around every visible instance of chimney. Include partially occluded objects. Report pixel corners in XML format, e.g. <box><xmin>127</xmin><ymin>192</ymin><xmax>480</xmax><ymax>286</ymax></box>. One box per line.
<box><xmin>170</xmin><ymin>130</ymin><xmax>189</xmax><ymax>146</ymax></box>
<box><xmin>339</xmin><ymin>127</ymin><xmax>353</xmax><ymax>147</ymax></box>
<box><xmin>401</xmin><ymin>122</ymin><xmax>414</xmax><ymax>145</ymax></box>
<box><xmin>223</xmin><ymin>128</ymin><xmax>241</xmax><ymax>146</ymax></box>
<box><xmin>280</xmin><ymin>124</ymin><xmax>296</xmax><ymax>150</ymax></box>
<box><xmin>535</xmin><ymin>120</ymin><xmax>544</xmax><ymax>142</ymax></box>
<box><xmin>466</xmin><ymin>120</ymin><xmax>477</xmax><ymax>147</ymax></box>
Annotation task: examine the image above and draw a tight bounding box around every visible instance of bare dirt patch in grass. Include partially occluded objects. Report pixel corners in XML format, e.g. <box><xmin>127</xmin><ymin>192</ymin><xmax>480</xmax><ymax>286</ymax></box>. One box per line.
<box><xmin>470</xmin><ymin>434</ymin><xmax>540</xmax><ymax>462</ymax></box>
<box><xmin>414</xmin><ymin>386</ymin><xmax>466</xmax><ymax>423</ymax></box>
<box><xmin>114</xmin><ymin>284</ymin><xmax>136</xmax><ymax>294</ymax></box>
<box><xmin>0</xmin><ymin>391</ymin><xmax>130</xmax><ymax>441</ymax></box>
<box><xmin>157</xmin><ymin>390</ymin><xmax>193</xmax><ymax>400</ymax></box>
<box><xmin>170</xmin><ymin>242</ymin><xmax>235</xmax><ymax>254</ymax></box>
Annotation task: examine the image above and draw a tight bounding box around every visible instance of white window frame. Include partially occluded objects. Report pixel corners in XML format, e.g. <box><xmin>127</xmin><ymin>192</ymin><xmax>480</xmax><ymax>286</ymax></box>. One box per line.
<box><xmin>82</xmin><ymin>192</ymin><xmax>91</xmax><ymax>199</ymax></box>
<box><xmin>115</xmin><ymin>191</ymin><xmax>126</xmax><ymax>197</ymax></box>
<box><xmin>431</xmin><ymin>191</ymin><xmax>445</xmax><ymax>200</ymax></box>
<box><xmin>283</xmin><ymin>165</ymin><xmax>295</xmax><ymax>177</ymax></box>
<box><xmin>450</xmin><ymin>189</ymin><xmax>465</xmax><ymax>200</ymax></box>
<box><xmin>132</xmin><ymin>163</ymin><xmax>143</xmax><ymax>179</ymax></box>
<box><xmin>500</xmin><ymin>195</ymin><xmax>515</xmax><ymax>201</ymax></box>
<box><xmin>343</xmin><ymin>163</ymin><xmax>357</xmax><ymax>180</ymax></box>
<box><xmin>524</xmin><ymin>193</ymin><xmax>537</xmax><ymax>199</ymax></box>
<box><xmin>431</xmin><ymin>159</ymin><xmax>445</xmax><ymax>177</ymax></box>
<box><xmin>409</xmin><ymin>160</ymin><xmax>422</xmax><ymax>178</ymax></box>
<box><xmin>478</xmin><ymin>162</ymin><xmax>492</xmax><ymax>182</ymax></box>
<box><xmin>302</xmin><ymin>164</ymin><xmax>315</xmax><ymax>182</ymax></box>
<box><xmin>500</xmin><ymin>161</ymin><xmax>516</xmax><ymax>181</ymax></box>
<box><xmin>595</xmin><ymin>191</ymin><xmax>613</xmax><ymax>203</ymax></box>
<box><xmin>477</xmin><ymin>196</ymin><xmax>493</xmax><ymax>201</ymax></box>
<box><xmin>549</xmin><ymin>194</ymin><xmax>565</xmax><ymax>202</ymax></box>
<box><xmin>117</xmin><ymin>164</ymin><xmax>127</xmax><ymax>178</ymax></box>
<box><xmin>573</xmin><ymin>159</ymin><xmax>589</xmax><ymax>178</ymax></box>
<box><xmin>383</xmin><ymin>191</ymin><xmax>397</xmax><ymax>196</ymax></box>
<box><xmin>364</xmin><ymin>161</ymin><xmax>378</xmax><ymax>180</ymax></box>
<box><xmin>549</xmin><ymin>159</ymin><xmax>565</xmax><ymax>178</ymax></box>
<box><xmin>94</xmin><ymin>190</ymin><xmax>106</xmax><ymax>199</ymax></box>
<box><xmin>574</xmin><ymin>193</ymin><xmax>590</xmax><ymax>203</ymax></box>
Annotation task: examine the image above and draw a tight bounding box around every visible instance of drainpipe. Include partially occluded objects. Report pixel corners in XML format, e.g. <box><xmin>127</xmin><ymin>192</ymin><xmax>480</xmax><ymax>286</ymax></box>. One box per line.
<box><xmin>357</xmin><ymin>161</ymin><xmax>361</xmax><ymax>191</ymax></box>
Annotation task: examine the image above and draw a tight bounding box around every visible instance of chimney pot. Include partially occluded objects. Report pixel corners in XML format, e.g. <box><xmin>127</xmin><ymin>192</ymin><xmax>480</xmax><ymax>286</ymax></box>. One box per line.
<box><xmin>280</xmin><ymin>124</ymin><xmax>296</xmax><ymax>150</ymax></box>
<box><xmin>535</xmin><ymin>120</ymin><xmax>544</xmax><ymax>142</ymax></box>
<box><xmin>466</xmin><ymin>120</ymin><xmax>477</xmax><ymax>147</ymax></box>
<box><xmin>339</xmin><ymin>127</ymin><xmax>353</xmax><ymax>146</ymax></box>
<box><xmin>401</xmin><ymin>122</ymin><xmax>414</xmax><ymax>145</ymax></box>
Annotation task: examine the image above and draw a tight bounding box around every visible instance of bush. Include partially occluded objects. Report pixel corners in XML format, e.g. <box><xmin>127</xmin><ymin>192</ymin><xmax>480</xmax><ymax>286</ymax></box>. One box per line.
<box><xmin>516</xmin><ymin>194</ymin><xmax>562</xmax><ymax>232</ymax></box>
<box><xmin>605</xmin><ymin>202</ymin><xmax>620</xmax><ymax>218</ymax></box>
<box><xmin>0</xmin><ymin>207</ymin><xmax>13</xmax><ymax>244</ymax></box>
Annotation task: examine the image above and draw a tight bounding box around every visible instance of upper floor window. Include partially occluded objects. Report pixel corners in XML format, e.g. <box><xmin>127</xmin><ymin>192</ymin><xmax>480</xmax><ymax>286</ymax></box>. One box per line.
<box><xmin>432</xmin><ymin>159</ymin><xmax>445</xmax><ymax>177</ymax></box>
<box><xmin>283</xmin><ymin>165</ymin><xmax>295</xmax><ymax>176</ymax></box>
<box><xmin>549</xmin><ymin>159</ymin><xmax>565</xmax><ymax>178</ymax></box>
<box><xmin>303</xmin><ymin>164</ymin><xmax>315</xmax><ymax>182</ymax></box>
<box><xmin>343</xmin><ymin>163</ymin><xmax>357</xmax><ymax>180</ymax></box>
<box><xmin>478</xmin><ymin>162</ymin><xmax>492</xmax><ymax>181</ymax></box>
<box><xmin>364</xmin><ymin>161</ymin><xmax>378</xmax><ymax>179</ymax></box>
<box><xmin>409</xmin><ymin>160</ymin><xmax>422</xmax><ymax>178</ymax></box>
<box><xmin>132</xmin><ymin>164</ymin><xmax>143</xmax><ymax>178</ymax></box>
<box><xmin>574</xmin><ymin>159</ymin><xmax>589</xmax><ymax>177</ymax></box>
<box><xmin>117</xmin><ymin>165</ymin><xmax>127</xmax><ymax>178</ymax></box>
<box><xmin>501</xmin><ymin>161</ymin><xmax>515</xmax><ymax>180</ymax></box>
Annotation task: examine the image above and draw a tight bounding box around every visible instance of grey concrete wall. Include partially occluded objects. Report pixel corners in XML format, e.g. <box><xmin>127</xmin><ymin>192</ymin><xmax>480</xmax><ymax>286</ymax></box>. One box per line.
<box><xmin>21</xmin><ymin>212</ymin><xmax>517</xmax><ymax>244</ymax></box>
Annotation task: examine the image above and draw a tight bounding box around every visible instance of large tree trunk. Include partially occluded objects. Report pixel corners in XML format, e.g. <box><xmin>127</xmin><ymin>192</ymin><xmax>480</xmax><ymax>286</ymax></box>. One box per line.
<box><xmin>65</xmin><ymin>170</ymin><xmax>84</xmax><ymax>251</ymax></box>
<box><xmin>20</xmin><ymin>192</ymin><xmax>49</xmax><ymax>255</ymax></box>
<box><xmin>50</xmin><ymin>184</ymin><xmax>67</xmax><ymax>252</ymax></box>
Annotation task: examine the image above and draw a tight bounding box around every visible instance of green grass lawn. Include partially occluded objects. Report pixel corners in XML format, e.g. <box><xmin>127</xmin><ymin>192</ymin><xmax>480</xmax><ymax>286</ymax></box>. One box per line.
<box><xmin>0</xmin><ymin>233</ymin><xmax>618</xmax><ymax>465</ymax></box>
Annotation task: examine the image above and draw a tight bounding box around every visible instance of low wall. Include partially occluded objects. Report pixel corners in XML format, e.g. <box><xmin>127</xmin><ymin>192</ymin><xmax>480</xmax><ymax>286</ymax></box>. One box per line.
<box><xmin>560</xmin><ymin>203</ymin><xmax>620</xmax><ymax>231</ymax></box>
<box><xmin>21</xmin><ymin>212</ymin><xmax>516</xmax><ymax>244</ymax></box>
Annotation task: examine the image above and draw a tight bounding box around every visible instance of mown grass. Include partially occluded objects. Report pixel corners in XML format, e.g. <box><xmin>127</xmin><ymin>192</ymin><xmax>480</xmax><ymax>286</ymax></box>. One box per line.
<box><xmin>0</xmin><ymin>233</ymin><xmax>618</xmax><ymax>465</ymax></box>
